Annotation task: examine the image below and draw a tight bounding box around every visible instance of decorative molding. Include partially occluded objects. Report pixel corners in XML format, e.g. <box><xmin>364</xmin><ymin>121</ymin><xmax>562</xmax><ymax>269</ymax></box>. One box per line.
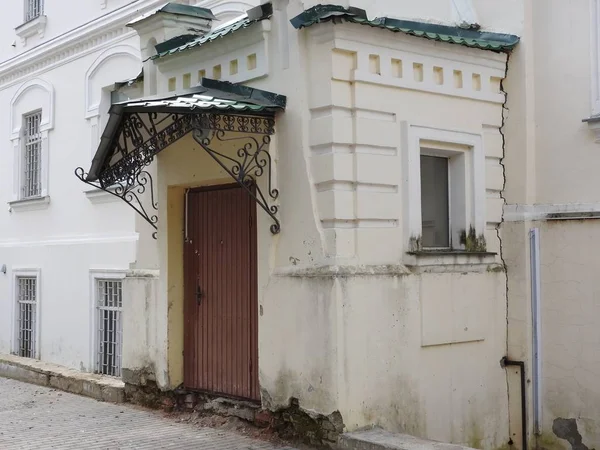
<box><xmin>83</xmin><ymin>45</ymin><xmax>141</xmax><ymax>159</ymax></box>
<box><xmin>504</xmin><ymin>202</ymin><xmax>600</xmax><ymax>222</ymax></box>
<box><xmin>0</xmin><ymin>233</ymin><xmax>139</xmax><ymax>247</ymax></box>
<box><xmin>15</xmin><ymin>16</ymin><xmax>48</xmax><ymax>46</ymax></box>
<box><xmin>84</xmin><ymin>44</ymin><xmax>141</xmax><ymax>118</ymax></box>
<box><xmin>160</xmin><ymin>39</ymin><xmax>268</xmax><ymax>88</ymax></box>
<box><xmin>321</xmin><ymin>22</ymin><xmax>507</xmax><ymax>104</ymax></box>
<box><xmin>0</xmin><ymin>0</ymin><xmax>167</xmax><ymax>89</ymax></box>
<box><xmin>84</xmin><ymin>186</ymin><xmax>120</xmax><ymax>204</ymax></box>
<box><xmin>273</xmin><ymin>260</ymin><xmax>501</xmax><ymax>277</ymax></box>
<box><xmin>196</xmin><ymin>0</ymin><xmax>254</xmax><ymax>20</ymax></box>
<box><xmin>8</xmin><ymin>196</ymin><xmax>51</xmax><ymax>213</ymax></box>
<box><xmin>10</xmin><ymin>78</ymin><xmax>55</xmax><ymax>139</ymax></box>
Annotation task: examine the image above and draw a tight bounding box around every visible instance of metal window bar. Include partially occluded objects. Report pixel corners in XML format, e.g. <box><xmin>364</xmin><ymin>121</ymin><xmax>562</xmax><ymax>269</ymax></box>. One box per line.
<box><xmin>22</xmin><ymin>112</ymin><xmax>42</xmax><ymax>199</ymax></box>
<box><xmin>25</xmin><ymin>0</ymin><xmax>43</xmax><ymax>22</ymax></box>
<box><xmin>17</xmin><ymin>277</ymin><xmax>37</xmax><ymax>359</ymax></box>
<box><xmin>96</xmin><ymin>279</ymin><xmax>123</xmax><ymax>377</ymax></box>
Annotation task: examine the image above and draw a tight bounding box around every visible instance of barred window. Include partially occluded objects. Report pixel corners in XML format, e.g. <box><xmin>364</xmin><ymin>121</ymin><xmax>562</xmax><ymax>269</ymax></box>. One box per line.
<box><xmin>25</xmin><ymin>0</ymin><xmax>43</xmax><ymax>22</ymax></box>
<box><xmin>96</xmin><ymin>279</ymin><xmax>123</xmax><ymax>377</ymax></box>
<box><xmin>16</xmin><ymin>277</ymin><xmax>37</xmax><ymax>359</ymax></box>
<box><xmin>22</xmin><ymin>111</ymin><xmax>42</xmax><ymax>199</ymax></box>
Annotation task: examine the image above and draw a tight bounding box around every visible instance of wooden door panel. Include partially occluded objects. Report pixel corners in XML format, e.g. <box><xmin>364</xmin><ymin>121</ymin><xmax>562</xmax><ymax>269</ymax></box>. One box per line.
<box><xmin>184</xmin><ymin>184</ymin><xmax>259</xmax><ymax>400</ymax></box>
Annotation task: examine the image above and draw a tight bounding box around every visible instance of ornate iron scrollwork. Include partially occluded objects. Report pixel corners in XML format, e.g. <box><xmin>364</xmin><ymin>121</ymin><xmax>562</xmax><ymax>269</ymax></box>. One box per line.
<box><xmin>74</xmin><ymin>166</ymin><xmax>159</xmax><ymax>239</ymax></box>
<box><xmin>192</xmin><ymin>128</ymin><xmax>280</xmax><ymax>234</ymax></box>
<box><xmin>75</xmin><ymin>110</ymin><xmax>280</xmax><ymax>239</ymax></box>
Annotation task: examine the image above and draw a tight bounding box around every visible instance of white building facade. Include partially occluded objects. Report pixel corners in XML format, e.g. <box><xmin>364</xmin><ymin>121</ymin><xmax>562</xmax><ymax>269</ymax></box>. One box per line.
<box><xmin>0</xmin><ymin>0</ymin><xmax>261</xmax><ymax>376</ymax></box>
<box><xmin>5</xmin><ymin>1</ymin><xmax>598</xmax><ymax>450</ymax></box>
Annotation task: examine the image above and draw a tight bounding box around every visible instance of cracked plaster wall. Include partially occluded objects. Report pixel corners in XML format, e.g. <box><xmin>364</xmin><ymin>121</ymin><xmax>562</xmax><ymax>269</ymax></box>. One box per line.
<box><xmin>142</xmin><ymin>2</ymin><xmax>515</xmax><ymax>447</ymax></box>
<box><xmin>502</xmin><ymin>1</ymin><xmax>600</xmax><ymax>449</ymax></box>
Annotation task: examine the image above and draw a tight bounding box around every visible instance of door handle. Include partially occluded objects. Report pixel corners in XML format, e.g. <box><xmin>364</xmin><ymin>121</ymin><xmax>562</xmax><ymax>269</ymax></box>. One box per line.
<box><xmin>196</xmin><ymin>283</ymin><xmax>203</xmax><ymax>305</ymax></box>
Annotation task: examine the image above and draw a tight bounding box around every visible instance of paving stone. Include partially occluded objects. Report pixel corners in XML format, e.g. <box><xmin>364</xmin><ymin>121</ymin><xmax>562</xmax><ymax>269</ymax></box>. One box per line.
<box><xmin>0</xmin><ymin>377</ymin><xmax>299</xmax><ymax>450</ymax></box>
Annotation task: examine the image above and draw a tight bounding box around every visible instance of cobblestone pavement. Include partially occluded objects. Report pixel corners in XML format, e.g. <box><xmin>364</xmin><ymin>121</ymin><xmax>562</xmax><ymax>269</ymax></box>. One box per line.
<box><xmin>0</xmin><ymin>377</ymin><xmax>299</xmax><ymax>450</ymax></box>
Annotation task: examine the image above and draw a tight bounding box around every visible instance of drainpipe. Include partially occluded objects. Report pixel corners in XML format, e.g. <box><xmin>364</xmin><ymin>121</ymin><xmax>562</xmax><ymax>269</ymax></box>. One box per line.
<box><xmin>501</xmin><ymin>356</ymin><xmax>527</xmax><ymax>450</ymax></box>
<box><xmin>529</xmin><ymin>228</ymin><xmax>541</xmax><ymax>435</ymax></box>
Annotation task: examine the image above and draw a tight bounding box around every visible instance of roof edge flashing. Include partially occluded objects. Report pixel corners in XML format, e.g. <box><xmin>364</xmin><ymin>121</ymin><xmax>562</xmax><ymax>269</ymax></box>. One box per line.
<box><xmin>200</xmin><ymin>78</ymin><xmax>287</xmax><ymax>109</ymax></box>
<box><xmin>150</xmin><ymin>3</ymin><xmax>274</xmax><ymax>61</ymax></box>
<box><xmin>290</xmin><ymin>4</ymin><xmax>520</xmax><ymax>51</ymax></box>
<box><xmin>127</xmin><ymin>2</ymin><xmax>216</xmax><ymax>43</ymax></box>
<box><xmin>290</xmin><ymin>4</ymin><xmax>367</xmax><ymax>29</ymax></box>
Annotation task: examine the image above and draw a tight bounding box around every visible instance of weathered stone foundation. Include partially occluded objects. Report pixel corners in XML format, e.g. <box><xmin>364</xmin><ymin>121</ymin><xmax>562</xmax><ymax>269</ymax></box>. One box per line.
<box><xmin>124</xmin><ymin>380</ymin><xmax>345</xmax><ymax>448</ymax></box>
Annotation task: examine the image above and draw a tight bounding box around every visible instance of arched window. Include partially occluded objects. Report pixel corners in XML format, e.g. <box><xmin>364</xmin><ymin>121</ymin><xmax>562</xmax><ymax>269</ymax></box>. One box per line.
<box><xmin>8</xmin><ymin>78</ymin><xmax>54</xmax><ymax>211</ymax></box>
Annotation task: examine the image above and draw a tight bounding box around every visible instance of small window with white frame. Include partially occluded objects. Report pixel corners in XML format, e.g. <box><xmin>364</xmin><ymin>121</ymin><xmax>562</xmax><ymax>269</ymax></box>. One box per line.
<box><xmin>24</xmin><ymin>0</ymin><xmax>43</xmax><ymax>22</ymax></box>
<box><xmin>22</xmin><ymin>111</ymin><xmax>42</xmax><ymax>199</ymax></box>
<box><xmin>405</xmin><ymin>125</ymin><xmax>485</xmax><ymax>254</ymax></box>
<box><xmin>95</xmin><ymin>278</ymin><xmax>123</xmax><ymax>377</ymax></box>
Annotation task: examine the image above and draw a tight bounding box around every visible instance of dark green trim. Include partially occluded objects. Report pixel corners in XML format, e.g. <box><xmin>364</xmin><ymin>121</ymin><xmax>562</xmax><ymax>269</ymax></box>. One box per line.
<box><xmin>290</xmin><ymin>4</ymin><xmax>519</xmax><ymax>51</ymax></box>
<box><xmin>155</xmin><ymin>34</ymin><xmax>198</xmax><ymax>55</ymax></box>
<box><xmin>289</xmin><ymin>4</ymin><xmax>367</xmax><ymax>28</ymax></box>
<box><xmin>158</xmin><ymin>3</ymin><xmax>216</xmax><ymax>20</ymax></box>
<box><xmin>150</xmin><ymin>3</ymin><xmax>273</xmax><ymax>60</ymax></box>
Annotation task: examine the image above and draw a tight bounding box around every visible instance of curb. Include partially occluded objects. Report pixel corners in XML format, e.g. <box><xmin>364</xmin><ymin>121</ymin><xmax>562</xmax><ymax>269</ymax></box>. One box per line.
<box><xmin>0</xmin><ymin>354</ymin><xmax>125</xmax><ymax>403</ymax></box>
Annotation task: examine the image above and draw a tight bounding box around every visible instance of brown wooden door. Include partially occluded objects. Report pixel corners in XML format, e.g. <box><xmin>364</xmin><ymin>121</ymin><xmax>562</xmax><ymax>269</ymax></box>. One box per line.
<box><xmin>184</xmin><ymin>184</ymin><xmax>259</xmax><ymax>401</ymax></box>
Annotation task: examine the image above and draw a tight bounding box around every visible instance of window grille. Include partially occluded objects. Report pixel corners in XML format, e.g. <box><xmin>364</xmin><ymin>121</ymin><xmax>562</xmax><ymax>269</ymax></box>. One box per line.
<box><xmin>96</xmin><ymin>279</ymin><xmax>123</xmax><ymax>377</ymax></box>
<box><xmin>17</xmin><ymin>277</ymin><xmax>37</xmax><ymax>359</ymax></box>
<box><xmin>25</xmin><ymin>0</ymin><xmax>43</xmax><ymax>22</ymax></box>
<box><xmin>22</xmin><ymin>112</ymin><xmax>42</xmax><ymax>199</ymax></box>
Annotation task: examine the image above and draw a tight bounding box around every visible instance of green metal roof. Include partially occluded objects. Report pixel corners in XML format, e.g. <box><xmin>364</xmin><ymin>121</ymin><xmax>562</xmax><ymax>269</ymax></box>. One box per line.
<box><xmin>290</xmin><ymin>5</ymin><xmax>520</xmax><ymax>51</ymax></box>
<box><xmin>117</xmin><ymin>77</ymin><xmax>286</xmax><ymax>113</ymax></box>
<box><xmin>150</xmin><ymin>3</ymin><xmax>273</xmax><ymax>60</ymax></box>
<box><xmin>158</xmin><ymin>3</ymin><xmax>216</xmax><ymax>20</ymax></box>
<box><xmin>126</xmin><ymin>91</ymin><xmax>274</xmax><ymax>112</ymax></box>
<box><xmin>85</xmin><ymin>78</ymin><xmax>286</xmax><ymax>182</ymax></box>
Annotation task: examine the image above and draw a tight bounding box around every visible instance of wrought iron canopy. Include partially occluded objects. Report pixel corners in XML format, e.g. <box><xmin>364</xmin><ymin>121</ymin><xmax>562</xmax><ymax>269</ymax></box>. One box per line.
<box><xmin>75</xmin><ymin>78</ymin><xmax>286</xmax><ymax>238</ymax></box>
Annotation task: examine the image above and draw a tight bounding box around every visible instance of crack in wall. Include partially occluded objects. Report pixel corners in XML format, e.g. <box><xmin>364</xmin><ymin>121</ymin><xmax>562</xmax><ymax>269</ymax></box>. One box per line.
<box><xmin>499</xmin><ymin>52</ymin><xmax>512</xmax><ymax>446</ymax></box>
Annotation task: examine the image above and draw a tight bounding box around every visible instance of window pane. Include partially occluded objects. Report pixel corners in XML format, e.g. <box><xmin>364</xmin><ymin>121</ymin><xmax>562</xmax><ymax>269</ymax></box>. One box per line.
<box><xmin>420</xmin><ymin>155</ymin><xmax>449</xmax><ymax>248</ymax></box>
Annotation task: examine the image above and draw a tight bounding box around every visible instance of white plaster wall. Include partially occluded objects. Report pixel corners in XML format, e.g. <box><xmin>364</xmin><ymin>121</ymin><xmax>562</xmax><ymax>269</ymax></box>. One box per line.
<box><xmin>0</xmin><ymin>0</ymin><xmax>138</xmax><ymax>60</ymax></box>
<box><xmin>0</xmin><ymin>21</ymin><xmax>143</xmax><ymax>370</ymax></box>
<box><xmin>502</xmin><ymin>0</ymin><xmax>600</xmax><ymax>449</ymax></box>
<box><xmin>150</xmin><ymin>4</ymin><xmax>511</xmax><ymax>446</ymax></box>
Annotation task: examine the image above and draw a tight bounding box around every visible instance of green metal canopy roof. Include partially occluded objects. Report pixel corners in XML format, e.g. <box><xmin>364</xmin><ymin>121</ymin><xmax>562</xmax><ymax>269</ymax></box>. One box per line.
<box><xmin>85</xmin><ymin>78</ymin><xmax>286</xmax><ymax>183</ymax></box>
<box><xmin>290</xmin><ymin>5</ymin><xmax>520</xmax><ymax>51</ymax></box>
<box><xmin>150</xmin><ymin>3</ymin><xmax>273</xmax><ymax>60</ymax></box>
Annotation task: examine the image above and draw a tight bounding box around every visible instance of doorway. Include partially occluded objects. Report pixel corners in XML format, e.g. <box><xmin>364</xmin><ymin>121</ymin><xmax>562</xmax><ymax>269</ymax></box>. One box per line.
<box><xmin>183</xmin><ymin>184</ymin><xmax>259</xmax><ymax>401</ymax></box>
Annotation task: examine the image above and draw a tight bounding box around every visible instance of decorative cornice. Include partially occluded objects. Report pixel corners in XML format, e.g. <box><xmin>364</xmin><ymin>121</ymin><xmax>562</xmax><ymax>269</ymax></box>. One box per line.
<box><xmin>504</xmin><ymin>202</ymin><xmax>600</xmax><ymax>222</ymax></box>
<box><xmin>0</xmin><ymin>0</ymin><xmax>167</xmax><ymax>89</ymax></box>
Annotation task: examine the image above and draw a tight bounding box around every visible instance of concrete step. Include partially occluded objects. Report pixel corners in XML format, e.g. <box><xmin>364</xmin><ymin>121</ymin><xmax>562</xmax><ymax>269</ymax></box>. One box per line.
<box><xmin>0</xmin><ymin>353</ymin><xmax>125</xmax><ymax>403</ymax></box>
<box><xmin>338</xmin><ymin>428</ymin><xmax>478</xmax><ymax>450</ymax></box>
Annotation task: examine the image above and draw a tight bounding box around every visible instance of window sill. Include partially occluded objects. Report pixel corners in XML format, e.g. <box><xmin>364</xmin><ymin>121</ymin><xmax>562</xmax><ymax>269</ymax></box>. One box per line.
<box><xmin>408</xmin><ymin>250</ymin><xmax>497</xmax><ymax>257</ymax></box>
<box><xmin>8</xmin><ymin>196</ymin><xmax>50</xmax><ymax>212</ymax></box>
<box><xmin>15</xmin><ymin>15</ymin><xmax>47</xmax><ymax>44</ymax></box>
<box><xmin>405</xmin><ymin>250</ymin><xmax>498</xmax><ymax>270</ymax></box>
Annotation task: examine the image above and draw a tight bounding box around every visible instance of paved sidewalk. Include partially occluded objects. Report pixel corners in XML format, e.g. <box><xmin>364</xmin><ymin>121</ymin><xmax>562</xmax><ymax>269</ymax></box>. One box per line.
<box><xmin>0</xmin><ymin>377</ymin><xmax>298</xmax><ymax>450</ymax></box>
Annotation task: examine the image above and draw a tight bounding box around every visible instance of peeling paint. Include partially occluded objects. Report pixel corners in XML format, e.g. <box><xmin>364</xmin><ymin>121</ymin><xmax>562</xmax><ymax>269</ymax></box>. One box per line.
<box><xmin>553</xmin><ymin>418</ymin><xmax>590</xmax><ymax>450</ymax></box>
